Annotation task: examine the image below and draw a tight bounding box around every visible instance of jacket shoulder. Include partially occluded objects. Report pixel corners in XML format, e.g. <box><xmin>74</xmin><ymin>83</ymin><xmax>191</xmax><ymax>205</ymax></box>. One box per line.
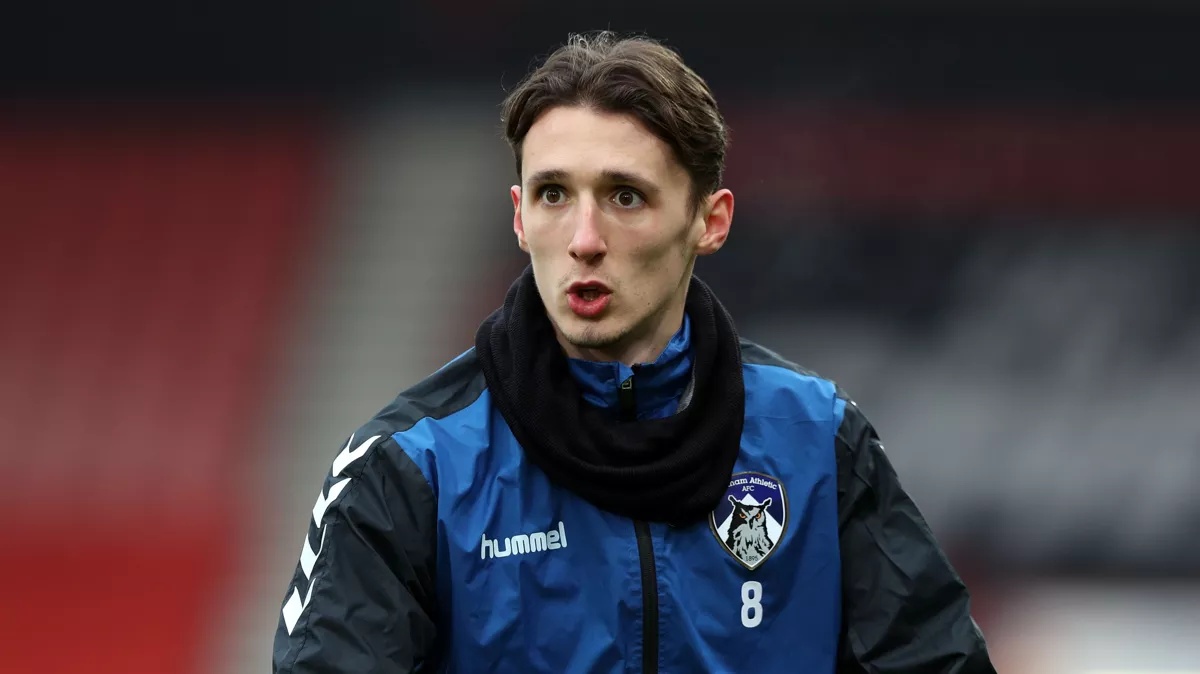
<box><xmin>739</xmin><ymin>338</ymin><xmax>849</xmax><ymax>421</ymax></box>
<box><xmin>355</xmin><ymin>348</ymin><xmax>489</xmax><ymax>441</ymax></box>
<box><xmin>272</xmin><ymin>356</ymin><xmax>478</xmax><ymax>671</ymax></box>
<box><xmin>739</xmin><ymin>338</ymin><xmax>825</xmax><ymax>379</ymax></box>
<box><xmin>318</xmin><ymin>348</ymin><xmax>489</xmax><ymax>506</ymax></box>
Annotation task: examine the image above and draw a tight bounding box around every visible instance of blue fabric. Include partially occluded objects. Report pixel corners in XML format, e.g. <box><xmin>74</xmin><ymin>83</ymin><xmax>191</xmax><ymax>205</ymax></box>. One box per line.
<box><xmin>391</xmin><ymin>344</ymin><xmax>843</xmax><ymax>674</ymax></box>
<box><xmin>566</xmin><ymin>315</ymin><xmax>692</xmax><ymax>420</ymax></box>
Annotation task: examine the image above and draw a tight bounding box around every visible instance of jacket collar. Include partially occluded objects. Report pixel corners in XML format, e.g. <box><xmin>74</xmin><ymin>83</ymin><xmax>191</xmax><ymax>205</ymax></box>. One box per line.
<box><xmin>566</xmin><ymin>315</ymin><xmax>693</xmax><ymax>420</ymax></box>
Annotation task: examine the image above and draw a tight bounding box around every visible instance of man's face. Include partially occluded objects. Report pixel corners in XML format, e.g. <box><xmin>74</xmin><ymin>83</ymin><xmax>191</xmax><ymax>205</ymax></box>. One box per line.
<box><xmin>511</xmin><ymin>105</ymin><xmax>732</xmax><ymax>363</ymax></box>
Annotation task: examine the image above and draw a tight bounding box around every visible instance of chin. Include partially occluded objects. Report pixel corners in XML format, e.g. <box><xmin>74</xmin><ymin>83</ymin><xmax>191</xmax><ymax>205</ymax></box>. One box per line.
<box><xmin>561</xmin><ymin>317</ymin><xmax>628</xmax><ymax>351</ymax></box>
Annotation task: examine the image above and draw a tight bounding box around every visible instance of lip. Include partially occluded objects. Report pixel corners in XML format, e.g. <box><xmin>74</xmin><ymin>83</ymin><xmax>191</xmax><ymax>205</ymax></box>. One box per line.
<box><xmin>567</xmin><ymin>281</ymin><xmax>612</xmax><ymax>294</ymax></box>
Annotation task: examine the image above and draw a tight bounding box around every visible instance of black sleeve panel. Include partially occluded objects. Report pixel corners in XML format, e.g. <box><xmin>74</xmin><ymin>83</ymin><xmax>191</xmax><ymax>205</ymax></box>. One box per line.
<box><xmin>834</xmin><ymin>396</ymin><xmax>996</xmax><ymax>674</ymax></box>
<box><xmin>273</xmin><ymin>435</ymin><xmax>438</xmax><ymax>673</ymax></box>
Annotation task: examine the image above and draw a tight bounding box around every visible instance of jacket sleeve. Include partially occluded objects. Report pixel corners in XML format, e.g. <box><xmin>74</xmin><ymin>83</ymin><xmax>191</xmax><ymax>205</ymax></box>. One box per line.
<box><xmin>834</xmin><ymin>396</ymin><xmax>996</xmax><ymax>674</ymax></box>
<box><xmin>273</xmin><ymin>433</ymin><xmax>439</xmax><ymax>673</ymax></box>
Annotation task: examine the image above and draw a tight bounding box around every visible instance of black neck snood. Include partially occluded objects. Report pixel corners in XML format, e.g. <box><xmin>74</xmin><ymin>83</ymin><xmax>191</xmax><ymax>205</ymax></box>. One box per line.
<box><xmin>474</xmin><ymin>266</ymin><xmax>745</xmax><ymax>525</ymax></box>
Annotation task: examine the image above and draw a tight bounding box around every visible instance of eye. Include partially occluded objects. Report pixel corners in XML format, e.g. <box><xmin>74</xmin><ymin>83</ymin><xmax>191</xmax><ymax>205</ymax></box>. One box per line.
<box><xmin>538</xmin><ymin>185</ymin><xmax>566</xmax><ymax>205</ymax></box>
<box><xmin>738</xmin><ymin>512</ymin><xmax>746</xmax><ymax>519</ymax></box>
<box><xmin>612</xmin><ymin>188</ymin><xmax>644</xmax><ymax>209</ymax></box>
<box><xmin>756</xmin><ymin>512</ymin><xmax>763</xmax><ymax>520</ymax></box>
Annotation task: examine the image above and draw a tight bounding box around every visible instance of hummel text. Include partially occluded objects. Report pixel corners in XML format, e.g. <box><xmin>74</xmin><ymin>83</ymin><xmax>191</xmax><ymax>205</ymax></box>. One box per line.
<box><xmin>481</xmin><ymin>521</ymin><xmax>568</xmax><ymax>559</ymax></box>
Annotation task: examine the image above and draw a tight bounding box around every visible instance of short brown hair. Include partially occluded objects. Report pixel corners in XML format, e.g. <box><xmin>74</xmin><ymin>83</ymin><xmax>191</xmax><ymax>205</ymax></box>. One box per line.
<box><xmin>501</xmin><ymin>32</ymin><xmax>729</xmax><ymax>207</ymax></box>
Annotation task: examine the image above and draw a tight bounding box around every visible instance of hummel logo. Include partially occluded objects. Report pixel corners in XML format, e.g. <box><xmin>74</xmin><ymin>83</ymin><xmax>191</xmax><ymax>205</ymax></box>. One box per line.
<box><xmin>481</xmin><ymin>521</ymin><xmax>568</xmax><ymax>559</ymax></box>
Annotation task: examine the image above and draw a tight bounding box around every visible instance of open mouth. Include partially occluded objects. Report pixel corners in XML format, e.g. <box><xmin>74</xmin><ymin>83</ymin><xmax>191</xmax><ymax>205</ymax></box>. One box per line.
<box><xmin>568</xmin><ymin>281</ymin><xmax>612</xmax><ymax>298</ymax></box>
<box><xmin>574</xmin><ymin>286</ymin><xmax>606</xmax><ymax>301</ymax></box>
<box><xmin>567</xmin><ymin>282</ymin><xmax>612</xmax><ymax>318</ymax></box>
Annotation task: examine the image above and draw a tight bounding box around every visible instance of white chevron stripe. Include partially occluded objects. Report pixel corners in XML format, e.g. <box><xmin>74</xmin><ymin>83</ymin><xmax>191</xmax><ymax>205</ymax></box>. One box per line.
<box><xmin>311</xmin><ymin>478</ymin><xmax>350</xmax><ymax>526</ymax></box>
<box><xmin>282</xmin><ymin>587</ymin><xmax>304</xmax><ymax>635</ymax></box>
<box><xmin>299</xmin><ymin>525</ymin><xmax>329</xmax><ymax>579</ymax></box>
<box><xmin>332</xmin><ymin>434</ymin><xmax>382</xmax><ymax>477</ymax></box>
<box><xmin>282</xmin><ymin>433</ymin><xmax>386</xmax><ymax>635</ymax></box>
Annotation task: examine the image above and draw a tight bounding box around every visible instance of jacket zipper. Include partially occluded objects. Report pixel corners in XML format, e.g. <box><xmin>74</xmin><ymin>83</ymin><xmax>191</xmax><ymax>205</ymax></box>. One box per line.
<box><xmin>634</xmin><ymin>520</ymin><xmax>658</xmax><ymax>674</ymax></box>
<box><xmin>619</xmin><ymin>373</ymin><xmax>657</xmax><ymax>673</ymax></box>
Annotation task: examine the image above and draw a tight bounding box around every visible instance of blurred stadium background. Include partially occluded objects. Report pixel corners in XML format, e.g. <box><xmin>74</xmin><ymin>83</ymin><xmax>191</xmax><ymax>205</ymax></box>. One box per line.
<box><xmin>2</xmin><ymin>3</ymin><xmax>1199</xmax><ymax>672</ymax></box>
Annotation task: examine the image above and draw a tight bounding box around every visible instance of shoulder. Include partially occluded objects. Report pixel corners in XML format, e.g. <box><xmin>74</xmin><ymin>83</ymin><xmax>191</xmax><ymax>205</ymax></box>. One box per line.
<box><xmin>739</xmin><ymin>338</ymin><xmax>878</xmax><ymax>490</ymax></box>
<box><xmin>738</xmin><ymin>337</ymin><xmax>850</xmax><ymax>424</ymax></box>
<box><xmin>367</xmin><ymin>348</ymin><xmax>489</xmax><ymax>438</ymax></box>
<box><xmin>335</xmin><ymin>348</ymin><xmax>490</xmax><ymax>483</ymax></box>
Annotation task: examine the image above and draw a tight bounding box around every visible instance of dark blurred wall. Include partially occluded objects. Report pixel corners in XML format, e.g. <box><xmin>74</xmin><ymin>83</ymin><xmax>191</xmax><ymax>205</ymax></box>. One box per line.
<box><xmin>4</xmin><ymin>3</ymin><xmax>1200</xmax><ymax>102</ymax></box>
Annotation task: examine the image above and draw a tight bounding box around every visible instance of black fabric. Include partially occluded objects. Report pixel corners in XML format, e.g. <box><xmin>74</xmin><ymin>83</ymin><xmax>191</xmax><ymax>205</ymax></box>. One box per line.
<box><xmin>834</xmin><ymin>396</ymin><xmax>996</xmax><ymax>673</ymax></box>
<box><xmin>273</xmin><ymin>437</ymin><xmax>439</xmax><ymax>673</ymax></box>
<box><xmin>273</xmin><ymin>357</ymin><xmax>489</xmax><ymax>673</ymax></box>
<box><xmin>474</xmin><ymin>265</ymin><xmax>745</xmax><ymax>525</ymax></box>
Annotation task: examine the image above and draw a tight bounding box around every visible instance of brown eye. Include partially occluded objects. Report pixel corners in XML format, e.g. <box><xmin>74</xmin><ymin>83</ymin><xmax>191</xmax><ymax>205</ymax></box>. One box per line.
<box><xmin>739</xmin><ymin>512</ymin><xmax>746</xmax><ymax>519</ymax></box>
<box><xmin>756</xmin><ymin>512</ymin><xmax>763</xmax><ymax>520</ymax></box>
<box><xmin>540</xmin><ymin>186</ymin><xmax>564</xmax><ymax>204</ymax></box>
<box><xmin>613</xmin><ymin>189</ymin><xmax>644</xmax><ymax>208</ymax></box>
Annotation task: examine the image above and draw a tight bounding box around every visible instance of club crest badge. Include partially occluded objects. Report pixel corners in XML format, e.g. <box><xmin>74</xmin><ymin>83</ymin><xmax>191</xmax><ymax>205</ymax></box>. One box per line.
<box><xmin>710</xmin><ymin>472</ymin><xmax>788</xmax><ymax>570</ymax></box>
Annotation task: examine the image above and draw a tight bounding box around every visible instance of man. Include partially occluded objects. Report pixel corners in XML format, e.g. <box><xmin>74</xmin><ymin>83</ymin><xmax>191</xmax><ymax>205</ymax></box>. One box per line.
<box><xmin>273</xmin><ymin>32</ymin><xmax>995</xmax><ymax>673</ymax></box>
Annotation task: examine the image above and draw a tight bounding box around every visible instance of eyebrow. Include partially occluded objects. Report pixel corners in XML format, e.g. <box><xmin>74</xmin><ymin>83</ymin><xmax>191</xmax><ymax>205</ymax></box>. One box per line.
<box><xmin>600</xmin><ymin>170</ymin><xmax>657</xmax><ymax>193</ymax></box>
<box><xmin>525</xmin><ymin>168</ymin><xmax>660</xmax><ymax>194</ymax></box>
<box><xmin>526</xmin><ymin>169</ymin><xmax>568</xmax><ymax>186</ymax></box>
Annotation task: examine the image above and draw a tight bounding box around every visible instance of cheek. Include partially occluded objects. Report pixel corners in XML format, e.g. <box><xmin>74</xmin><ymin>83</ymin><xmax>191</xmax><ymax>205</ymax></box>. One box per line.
<box><xmin>628</xmin><ymin>230</ymin><xmax>687</xmax><ymax>274</ymax></box>
<box><xmin>521</xmin><ymin>213</ymin><xmax>565</xmax><ymax>251</ymax></box>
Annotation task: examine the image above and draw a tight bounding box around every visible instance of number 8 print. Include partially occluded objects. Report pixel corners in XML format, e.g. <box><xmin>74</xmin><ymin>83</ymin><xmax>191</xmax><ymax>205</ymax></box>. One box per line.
<box><xmin>740</xmin><ymin>581</ymin><xmax>763</xmax><ymax>628</ymax></box>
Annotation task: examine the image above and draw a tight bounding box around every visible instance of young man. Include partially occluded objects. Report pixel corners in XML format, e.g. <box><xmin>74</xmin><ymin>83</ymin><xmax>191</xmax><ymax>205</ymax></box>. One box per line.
<box><xmin>273</xmin><ymin>32</ymin><xmax>995</xmax><ymax>673</ymax></box>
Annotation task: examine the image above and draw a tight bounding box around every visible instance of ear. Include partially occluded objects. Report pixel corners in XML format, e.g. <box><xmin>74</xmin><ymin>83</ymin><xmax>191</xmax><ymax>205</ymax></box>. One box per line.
<box><xmin>728</xmin><ymin>494</ymin><xmax>737</xmax><ymax>506</ymax></box>
<box><xmin>761</xmin><ymin>497</ymin><xmax>772</xmax><ymax>509</ymax></box>
<box><xmin>511</xmin><ymin>185</ymin><xmax>529</xmax><ymax>252</ymax></box>
<box><xmin>695</xmin><ymin>188</ymin><xmax>734</xmax><ymax>256</ymax></box>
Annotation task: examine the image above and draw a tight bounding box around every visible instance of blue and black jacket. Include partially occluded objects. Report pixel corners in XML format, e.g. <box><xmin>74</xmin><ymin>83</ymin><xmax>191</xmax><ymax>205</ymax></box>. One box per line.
<box><xmin>273</xmin><ymin>293</ymin><xmax>994</xmax><ymax>673</ymax></box>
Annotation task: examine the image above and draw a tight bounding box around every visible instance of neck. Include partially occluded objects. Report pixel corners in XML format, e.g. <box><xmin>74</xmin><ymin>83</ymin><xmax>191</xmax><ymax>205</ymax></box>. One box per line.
<box><xmin>556</xmin><ymin>291</ymin><xmax>688</xmax><ymax>366</ymax></box>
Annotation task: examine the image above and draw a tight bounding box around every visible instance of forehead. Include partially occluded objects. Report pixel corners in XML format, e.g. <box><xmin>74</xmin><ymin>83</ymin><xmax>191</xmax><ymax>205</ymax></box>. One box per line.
<box><xmin>521</xmin><ymin>106</ymin><xmax>686</xmax><ymax>184</ymax></box>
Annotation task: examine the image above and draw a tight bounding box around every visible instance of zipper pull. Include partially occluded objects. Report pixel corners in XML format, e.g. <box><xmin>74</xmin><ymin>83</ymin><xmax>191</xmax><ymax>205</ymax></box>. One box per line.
<box><xmin>618</xmin><ymin>375</ymin><xmax>636</xmax><ymax>421</ymax></box>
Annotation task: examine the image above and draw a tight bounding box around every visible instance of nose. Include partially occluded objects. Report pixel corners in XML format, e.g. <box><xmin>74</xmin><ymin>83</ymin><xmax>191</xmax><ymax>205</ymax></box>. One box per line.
<box><xmin>566</xmin><ymin>197</ymin><xmax>606</xmax><ymax>264</ymax></box>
